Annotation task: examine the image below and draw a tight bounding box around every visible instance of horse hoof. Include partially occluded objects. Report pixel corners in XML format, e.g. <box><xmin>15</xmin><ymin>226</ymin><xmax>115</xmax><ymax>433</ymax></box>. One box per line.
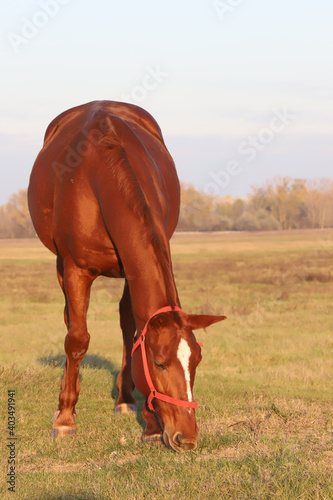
<box><xmin>142</xmin><ymin>433</ymin><xmax>163</xmax><ymax>445</ymax></box>
<box><xmin>114</xmin><ymin>403</ymin><xmax>137</xmax><ymax>414</ymax></box>
<box><xmin>50</xmin><ymin>426</ymin><xmax>76</xmax><ymax>439</ymax></box>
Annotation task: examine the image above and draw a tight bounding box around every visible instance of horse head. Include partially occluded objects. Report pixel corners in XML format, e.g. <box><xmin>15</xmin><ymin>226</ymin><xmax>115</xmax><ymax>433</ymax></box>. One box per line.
<box><xmin>131</xmin><ymin>308</ymin><xmax>226</xmax><ymax>451</ymax></box>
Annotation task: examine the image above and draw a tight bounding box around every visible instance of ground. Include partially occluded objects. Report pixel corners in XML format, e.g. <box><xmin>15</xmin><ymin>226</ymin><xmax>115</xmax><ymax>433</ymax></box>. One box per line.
<box><xmin>0</xmin><ymin>230</ymin><xmax>332</xmax><ymax>499</ymax></box>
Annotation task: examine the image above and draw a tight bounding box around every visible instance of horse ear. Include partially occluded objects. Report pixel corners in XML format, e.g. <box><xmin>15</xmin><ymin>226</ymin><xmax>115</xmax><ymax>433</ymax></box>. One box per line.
<box><xmin>185</xmin><ymin>314</ymin><xmax>226</xmax><ymax>330</ymax></box>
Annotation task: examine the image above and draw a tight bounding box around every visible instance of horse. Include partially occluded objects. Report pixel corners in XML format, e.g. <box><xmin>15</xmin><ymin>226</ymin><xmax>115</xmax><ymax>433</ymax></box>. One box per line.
<box><xmin>28</xmin><ymin>100</ymin><xmax>226</xmax><ymax>451</ymax></box>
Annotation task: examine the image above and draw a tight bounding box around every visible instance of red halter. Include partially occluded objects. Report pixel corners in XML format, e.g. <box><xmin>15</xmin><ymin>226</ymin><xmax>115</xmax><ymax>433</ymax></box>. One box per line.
<box><xmin>131</xmin><ymin>306</ymin><xmax>201</xmax><ymax>411</ymax></box>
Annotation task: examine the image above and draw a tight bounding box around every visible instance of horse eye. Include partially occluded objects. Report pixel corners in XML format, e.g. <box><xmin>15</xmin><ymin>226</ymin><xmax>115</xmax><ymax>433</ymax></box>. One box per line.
<box><xmin>154</xmin><ymin>361</ymin><xmax>166</xmax><ymax>371</ymax></box>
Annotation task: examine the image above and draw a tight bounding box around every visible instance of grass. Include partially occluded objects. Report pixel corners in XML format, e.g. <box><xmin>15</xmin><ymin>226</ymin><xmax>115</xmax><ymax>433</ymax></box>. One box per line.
<box><xmin>1</xmin><ymin>230</ymin><xmax>333</xmax><ymax>499</ymax></box>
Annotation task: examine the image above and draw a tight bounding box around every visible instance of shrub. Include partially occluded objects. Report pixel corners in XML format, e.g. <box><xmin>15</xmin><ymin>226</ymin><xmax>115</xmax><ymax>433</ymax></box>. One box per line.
<box><xmin>258</xmin><ymin>214</ymin><xmax>281</xmax><ymax>231</ymax></box>
<box><xmin>256</xmin><ymin>209</ymin><xmax>281</xmax><ymax>230</ymax></box>
<box><xmin>233</xmin><ymin>213</ymin><xmax>260</xmax><ymax>231</ymax></box>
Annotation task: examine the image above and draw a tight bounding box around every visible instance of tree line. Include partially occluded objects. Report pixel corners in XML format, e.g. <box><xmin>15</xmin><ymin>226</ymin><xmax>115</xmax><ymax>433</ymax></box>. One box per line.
<box><xmin>178</xmin><ymin>177</ymin><xmax>333</xmax><ymax>231</ymax></box>
<box><xmin>1</xmin><ymin>178</ymin><xmax>333</xmax><ymax>238</ymax></box>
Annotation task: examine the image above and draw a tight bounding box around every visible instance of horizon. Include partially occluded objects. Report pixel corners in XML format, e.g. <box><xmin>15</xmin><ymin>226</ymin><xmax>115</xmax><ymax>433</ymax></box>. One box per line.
<box><xmin>3</xmin><ymin>173</ymin><xmax>333</xmax><ymax>209</ymax></box>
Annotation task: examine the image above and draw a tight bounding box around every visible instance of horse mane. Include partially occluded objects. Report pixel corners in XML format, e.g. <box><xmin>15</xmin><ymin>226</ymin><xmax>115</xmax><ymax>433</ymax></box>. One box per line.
<box><xmin>97</xmin><ymin>129</ymin><xmax>176</xmax><ymax>306</ymax></box>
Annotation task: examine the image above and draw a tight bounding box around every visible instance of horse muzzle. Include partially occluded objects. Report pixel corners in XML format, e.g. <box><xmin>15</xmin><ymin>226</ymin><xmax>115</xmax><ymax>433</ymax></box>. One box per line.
<box><xmin>163</xmin><ymin>430</ymin><xmax>198</xmax><ymax>452</ymax></box>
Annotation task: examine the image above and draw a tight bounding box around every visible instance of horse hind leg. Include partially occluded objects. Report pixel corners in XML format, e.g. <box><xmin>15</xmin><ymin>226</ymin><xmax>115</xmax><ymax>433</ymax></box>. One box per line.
<box><xmin>51</xmin><ymin>257</ymin><xmax>72</xmax><ymax>423</ymax></box>
<box><xmin>51</xmin><ymin>257</ymin><xmax>94</xmax><ymax>439</ymax></box>
<box><xmin>51</xmin><ymin>256</ymin><xmax>75</xmax><ymax>424</ymax></box>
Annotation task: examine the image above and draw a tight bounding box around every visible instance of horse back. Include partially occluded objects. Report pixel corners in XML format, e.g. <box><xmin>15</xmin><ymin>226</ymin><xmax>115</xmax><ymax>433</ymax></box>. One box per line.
<box><xmin>28</xmin><ymin>101</ymin><xmax>180</xmax><ymax>272</ymax></box>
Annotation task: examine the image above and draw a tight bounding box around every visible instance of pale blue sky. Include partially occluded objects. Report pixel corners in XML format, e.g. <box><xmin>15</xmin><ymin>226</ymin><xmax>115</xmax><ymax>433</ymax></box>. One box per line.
<box><xmin>1</xmin><ymin>0</ymin><xmax>332</xmax><ymax>203</ymax></box>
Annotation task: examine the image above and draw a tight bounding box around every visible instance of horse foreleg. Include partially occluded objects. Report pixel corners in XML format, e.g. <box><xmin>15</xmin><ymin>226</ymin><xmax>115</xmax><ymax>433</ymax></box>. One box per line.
<box><xmin>141</xmin><ymin>401</ymin><xmax>163</xmax><ymax>444</ymax></box>
<box><xmin>114</xmin><ymin>280</ymin><xmax>137</xmax><ymax>414</ymax></box>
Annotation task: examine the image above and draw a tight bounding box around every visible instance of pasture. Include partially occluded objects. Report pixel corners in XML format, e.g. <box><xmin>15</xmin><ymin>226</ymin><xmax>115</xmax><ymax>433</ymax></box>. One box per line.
<box><xmin>1</xmin><ymin>230</ymin><xmax>333</xmax><ymax>499</ymax></box>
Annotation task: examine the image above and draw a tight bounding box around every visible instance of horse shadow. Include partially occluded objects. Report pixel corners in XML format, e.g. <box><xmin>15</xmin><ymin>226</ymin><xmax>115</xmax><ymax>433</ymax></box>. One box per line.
<box><xmin>38</xmin><ymin>353</ymin><xmax>145</xmax><ymax>429</ymax></box>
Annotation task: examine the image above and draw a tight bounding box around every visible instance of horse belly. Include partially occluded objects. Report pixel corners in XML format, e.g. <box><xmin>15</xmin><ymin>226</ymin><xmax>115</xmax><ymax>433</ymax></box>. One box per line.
<box><xmin>57</xmin><ymin>228</ymin><xmax>122</xmax><ymax>277</ymax></box>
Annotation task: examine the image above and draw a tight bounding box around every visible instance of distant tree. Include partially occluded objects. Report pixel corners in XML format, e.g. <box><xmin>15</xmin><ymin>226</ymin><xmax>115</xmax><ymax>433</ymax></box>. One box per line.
<box><xmin>178</xmin><ymin>184</ymin><xmax>216</xmax><ymax>231</ymax></box>
<box><xmin>305</xmin><ymin>179</ymin><xmax>333</xmax><ymax>229</ymax></box>
<box><xmin>0</xmin><ymin>189</ymin><xmax>35</xmax><ymax>238</ymax></box>
<box><xmin>250</xmin><ymin>177</ymin><xmax>309</xmax><ymax>229</ymax></box>
<box><xmin>178</xmin><ymin>185</ymin><xmax>248</xmax><ymax>231</ymax></box>
<box><xmin>230</xmin><ymin>198</ymin><xmax>245</xmax><ymax>220</ymax></box>
<box><xmin>214</xmin><ymin>196</ymin><xmax>245</xmax><ymax>229</ymax></box>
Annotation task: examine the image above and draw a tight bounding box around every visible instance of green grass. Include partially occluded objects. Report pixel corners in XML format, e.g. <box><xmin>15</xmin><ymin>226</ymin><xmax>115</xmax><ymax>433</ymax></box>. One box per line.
<box><xmin>1</xmin><ymin>230</ymin><xmax>333</xmax><ymax>499</ymax></box>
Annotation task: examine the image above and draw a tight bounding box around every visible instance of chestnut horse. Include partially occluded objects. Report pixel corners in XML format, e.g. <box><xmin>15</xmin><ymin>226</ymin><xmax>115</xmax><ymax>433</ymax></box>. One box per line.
<box><xmin>28</xmin><ymin>101</ymin><xmax>226</xmax><ymax>451</ymax></box>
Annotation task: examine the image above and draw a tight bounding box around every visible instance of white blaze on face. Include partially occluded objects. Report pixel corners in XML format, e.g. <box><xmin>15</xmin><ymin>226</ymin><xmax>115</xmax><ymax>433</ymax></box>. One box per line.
<box><xmin>177</xmin><ymin>338</ymin><xmax>193</xmax><ymax>403</ymax></box>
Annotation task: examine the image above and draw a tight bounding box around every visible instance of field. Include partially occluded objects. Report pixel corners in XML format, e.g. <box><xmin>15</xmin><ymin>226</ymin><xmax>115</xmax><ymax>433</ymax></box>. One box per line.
<box><xmin>1</xmin><ymin>230</ymin><xmax>333</xmax><ymax>499</ymax></box>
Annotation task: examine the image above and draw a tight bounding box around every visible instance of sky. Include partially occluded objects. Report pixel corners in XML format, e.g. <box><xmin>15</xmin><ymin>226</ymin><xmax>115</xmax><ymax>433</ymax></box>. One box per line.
<box><xmin>0</xmin><ymin>0</ymin><xmax>332</xmax><ymax>205</ymax></box>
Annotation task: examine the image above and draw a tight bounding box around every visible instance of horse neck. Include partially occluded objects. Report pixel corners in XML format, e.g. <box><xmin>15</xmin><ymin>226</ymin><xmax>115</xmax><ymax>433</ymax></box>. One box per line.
<box><xmin>124</xmin><ymin>235</ymin><xmax>180</xmax><ymax>329</ymax></box>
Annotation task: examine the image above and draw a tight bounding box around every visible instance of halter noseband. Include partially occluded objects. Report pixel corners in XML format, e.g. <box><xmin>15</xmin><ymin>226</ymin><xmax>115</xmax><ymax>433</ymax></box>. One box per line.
<box><xmin>131</xmin><ymin>306</ymin><xmax>201</xmax><ymax>411</ymax></box>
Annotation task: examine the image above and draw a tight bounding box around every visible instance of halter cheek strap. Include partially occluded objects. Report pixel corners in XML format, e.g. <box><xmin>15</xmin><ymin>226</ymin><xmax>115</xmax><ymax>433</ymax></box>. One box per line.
<box><xmin>131</xmin><ymin>306</ymin><xmax>201</xmax><ymax>411</ymax></box>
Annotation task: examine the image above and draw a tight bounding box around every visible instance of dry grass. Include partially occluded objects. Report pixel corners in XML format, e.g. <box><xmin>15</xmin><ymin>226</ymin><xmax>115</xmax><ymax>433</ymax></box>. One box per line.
<box><xmin>1</xmin><ymin>231</ymin><xmax>333</xmax><ymax>499</ymax></box>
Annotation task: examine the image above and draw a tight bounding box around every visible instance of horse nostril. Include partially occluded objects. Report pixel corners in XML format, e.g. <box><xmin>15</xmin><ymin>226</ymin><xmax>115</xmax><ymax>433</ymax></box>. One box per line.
<box><xmin>173</xmin><ymin>432</ymin><xmax>183</xmax><ymax>446</ymax></box>
<box><xmin>186</xmin><ymin>441</ymin><xmax>197</xmax><ymax>451</ymax></box>
<box><xmin>173</xmin><ymin>432</ymin><xmax>197</xmax><ymax>451</ymax></box>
